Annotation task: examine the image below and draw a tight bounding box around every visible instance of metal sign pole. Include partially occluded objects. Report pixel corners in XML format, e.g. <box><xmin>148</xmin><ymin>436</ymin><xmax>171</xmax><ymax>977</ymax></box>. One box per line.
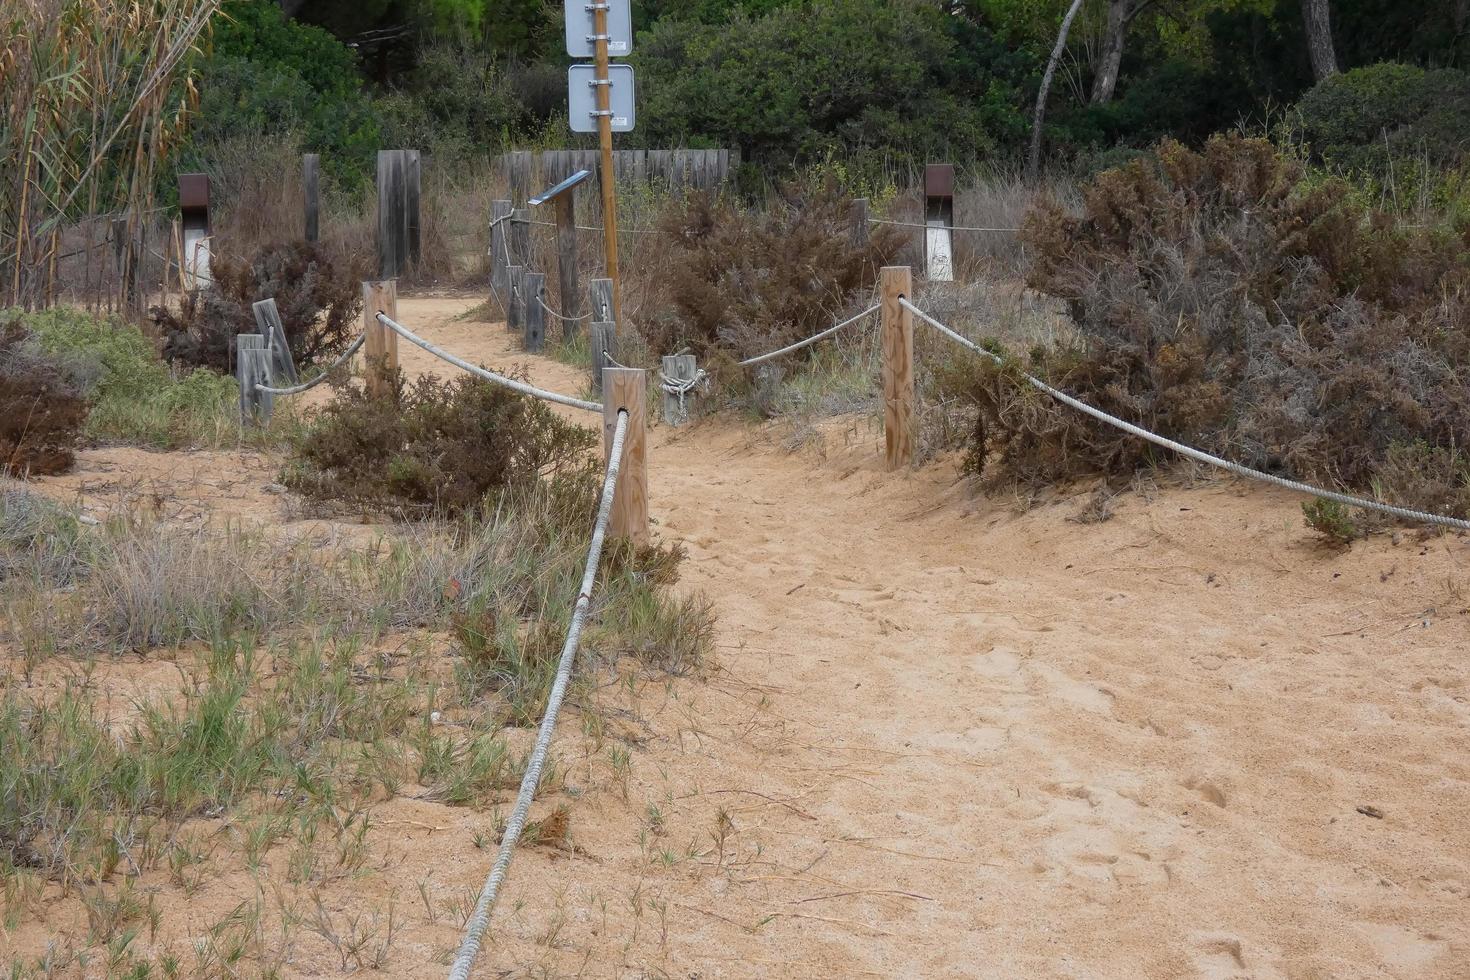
<box><xmin>592</xmin><ymin>4</ymin><xmax>622</xmax><ymax>327</ymax></box>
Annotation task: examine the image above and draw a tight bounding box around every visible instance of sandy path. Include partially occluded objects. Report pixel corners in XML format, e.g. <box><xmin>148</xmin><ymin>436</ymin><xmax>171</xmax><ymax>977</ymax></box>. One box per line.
<box><xmin>377</xmin><ymin>298</ymin><xmax>1470</xmax><ymax>978</ymax></box>
<box><xmin>14</xmin><ymin>294</ymin><xmax>1470</xmax><ymax>978</ymax></box>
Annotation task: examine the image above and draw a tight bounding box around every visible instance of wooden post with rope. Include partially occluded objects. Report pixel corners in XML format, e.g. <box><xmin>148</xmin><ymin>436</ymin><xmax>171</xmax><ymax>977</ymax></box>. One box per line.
<box><xmin>602</xmin><ymin>367</ymin><xmax>647</xmax><ymax>542</ymax></box>
<box><xmin>524</xmin><ymin>271</ymin><xmax>546</xmax><ymax>353</ymax></box>
<box><xmin>489</xmin><ymin>200</ymin><xmax>512</xmax><ymax>314</ymax></box>
<box><xmin>554</xmin><ymin>191</ymin><xmax>581</xmax><ymax>337</ymax></box>
<box><xmin>507</xmin><ymin>265</ymin><xmax>525</xmax><ymax>335</ymax></box>
<box><xmin>880</xmin><ymin>265</ymin><xmax>914</xmax><ymax>469</ymax></box>
<box><xmin>363</xmin><ymin>279</ymin><xmax>398</xmax><ymax>400</ymax></box>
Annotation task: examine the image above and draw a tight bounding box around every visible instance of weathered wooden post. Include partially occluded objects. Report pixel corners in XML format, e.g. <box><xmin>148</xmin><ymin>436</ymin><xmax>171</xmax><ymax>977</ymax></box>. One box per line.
<box><xmin>236</xmin><ymin>333</ymin><xmax>273</xmax><ymax>426</ymax></box>
<box><xmin>880</xmin><ymin>265</ymin><xmax>914</xmax><ymax>470</ymax></box>
<box><xmin>602</xmin><ymin>367</ymin><xmax>648</xmax><ymax>543</ymax></box>
<box><xmin>507</xmin><ymin>265</ymin><xmax>525</xmax><ymax>335</ymax></box>
<box><xmin>554</xmin><ymin>193</ymin><xmax>580</xmax><ymax>336</ymax></box>
<box><xmin>849</xmin><ymin>197</ymin><xmax>869</xmax><ymax>248</ymax></box>
<box><xmin>303</xmin><ymin>154</ymin><xmax>320</xmax><ymax>243</ymax></box>
<box><xmin>661</xmin><ymin>354</ymin><xmax>697</xmax><ymax>426</ymax></box>
<box><xmin>377</xmin><ymin>150</ymin><xmax>420</xmax><ymax>279</ymax></box>
<box><xmin>589</xmin><ymin>278</ymin><xmax>614</xmax><ymax>325</ymax></box>
<box><xmin>252</xmin><ymin>299</ymin><xmax>299</xmax><ymax>385</ymax></box>
<box><xmin>363</xmin><ymin>279</ymin><xmax>399</xmax><ymax>399</ymax></box>
<box><xmin>509</xmin><ymin>208</ymin><xmax>530</xmax><ymax>268</ymax></box>
<box><xmin>523</xmin><ymin>271</ymin><xmax>546</xmax><ymax>353</ymax></box>
<box><xmin>489</xmin><ymin>199</ymin><xmax>512</xmax><ymax>312</ymax></box>
<box><xmin>589</xmin><ymin>322</ymin><xmax>617</xmax><ymax>393</ymax></box>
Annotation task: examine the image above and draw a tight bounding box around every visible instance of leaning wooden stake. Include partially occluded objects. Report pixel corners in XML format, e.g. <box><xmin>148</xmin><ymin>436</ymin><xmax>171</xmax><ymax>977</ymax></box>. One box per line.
<box><xmin>363</xmin><ymin>279</ymin><xmax>398</xmax><ymax>399</ymax></box>
<box><xmin>880</xmin><ymin>265</ymin><xmax>914</xmax><ymax>470</ymax></box>
<box><xmin>252</xmin><ymin>298</ymin><xmax>299</xmax><ymax>385</ymax></box>
<box><xmin>849</xmin><ymin>197</ymin><xmax>869</xmax><ymax>248</ymax></box>
<box><xmin>602</xmin><ymin>367</ymin><xmax>648</xmax><ymax>543</ymax></box>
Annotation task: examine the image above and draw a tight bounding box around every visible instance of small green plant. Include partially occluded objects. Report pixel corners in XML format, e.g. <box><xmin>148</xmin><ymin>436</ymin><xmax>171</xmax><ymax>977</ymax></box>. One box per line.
<box><xmin>1302</xmin><ymin>499</ymin><xmax>1361</xmax><ymax>546</ymax></box>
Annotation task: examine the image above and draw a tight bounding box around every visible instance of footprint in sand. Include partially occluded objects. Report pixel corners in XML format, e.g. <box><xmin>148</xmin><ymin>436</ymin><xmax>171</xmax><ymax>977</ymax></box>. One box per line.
<box><xmin>1188</xmin><ymin>933</ymin><xmax>1287</xmax><ymax>979</ymax></box>
<box><xmin>1357</xmin><ymin>923</ymin><xmax>1451</xmax><ymax>973</ymax></box>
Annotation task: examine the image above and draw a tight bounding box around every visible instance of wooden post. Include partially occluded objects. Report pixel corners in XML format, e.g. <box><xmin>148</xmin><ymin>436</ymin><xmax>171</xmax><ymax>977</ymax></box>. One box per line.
<box><xmin>406</xmin><ymin>149</ymin><xmax>422</xmax><ymax>267</ymax></box>
<box><xmin>661</xmin><ymin>354</ymin><xmax>697</xmax><ymax>426</ymax></box>
<box><xmin>507</xmin><ymin>265</ymin><xmax>525</xmax><ymax>335</ymax></box>
<box><xmin>489</xmin><ymin>199</ymin><xmax>511</xmax><ymax>312</ymax></box>
<box><xmin>377</xmin><ymin>150</ymin><xmax>420</xmax><ymax>279</ymax></box>
<box><xmin>591</xmin><ymin>3</ymin><xmax>622</xmax><ymax>325</ymax></box>
<box><xmin>880</xmin><ymin>265</ymin><xmax>914</xmax><ymax>470</ymax></box>
<box><xmin>849</xmin><ymin>198</ymin><xmax>869</xmax><ymax>248</ymax></box>
<box><xmin>589</xmin><ymin>278</ymin><xmax>614</xmax><ymax>325</ymax></box>
<box><xmin>303</xmin><ymin>154</ymin><xmax>320</xmax><ymax>243</ymax></box>
<box><xmin>589</xmin><ymin>322</ymin><xmax>617</xmax><ymax>393</ymax></box>
<box><xmin>602</xmin><ymin>367</ymin><xmax>647</xmax><ymax>543</ymax></box>
<box><xmin>509</xmin><ymin>208</ymin><xmax>530</xmax><ymax>268</ymax></box>
<box><xmin>523</xmin><ymin>271</ymin><xmax>546</xmax><ymax>353</ymax></box>
<box><xmin>252</xmin><ymin>299</ymin><xmax>299</xmax><ymax>384</ymax></box>
<box><xmin>363</xmin><ymin>279</ymin><xmax>398</xmax><ymax>399</ymax></box>
<box><xmin>553</xmin><ymin>192</ymin><xmax>581</xmax><ymax>338</ymax></box>
<box><xmin>236</xmin><ymin>334</ymin><xmax>273</xmax><ymax>426</ymax></box>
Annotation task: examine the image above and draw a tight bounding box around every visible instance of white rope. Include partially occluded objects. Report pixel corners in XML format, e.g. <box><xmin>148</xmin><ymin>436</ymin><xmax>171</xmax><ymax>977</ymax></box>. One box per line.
<box><xmin>737</xmin><ymin>304</ymin><xmax>881</xmax><ymax>367</ymax></box>
<box><xmin>376</xmin><ymin>312</ymin><xmax>603</xmax><ymax>413</ymax></box>
<box><xmin>869</xmin><ymin>218</ymin><xmax>1019</xmax><ymax>233</ymax></box>
<box><xmin>537</xmin><ymin>296</ymin><xmax>593</xmax><ymax>322</ymax></box>
<box><xmin>447</xmin><ymin>410</ymin><xmax>630</xmax><ymax>980</ymax></box>
<box><xmin>900</xmin><ymin>298</ymin><xmax>1470</xmax><ymax>532</ymax></box>
<box><xmin>255</xmin><ymin>332</ymin><xmax>367</xmax><ymax>396</ymax></box>
<box><xmin>659</xmin><ymin>364</ymin><xmax>709</xmax><ymax>415</ymax></box>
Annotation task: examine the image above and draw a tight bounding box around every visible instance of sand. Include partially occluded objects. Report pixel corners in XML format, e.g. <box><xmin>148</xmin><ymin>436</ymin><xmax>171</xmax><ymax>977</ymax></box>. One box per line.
<box><xmin>6</xmin><ymin>294</ymin><xmax>1469</xmax><ymax>978</ymax></box>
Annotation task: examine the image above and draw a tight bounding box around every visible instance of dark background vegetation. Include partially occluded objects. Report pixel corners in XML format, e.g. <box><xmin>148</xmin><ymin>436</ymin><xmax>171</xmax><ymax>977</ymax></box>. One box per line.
<box><xmin>185</xmin><ymin>0</ymin><xmax>1470</xmax><ymax>189</ymax></box>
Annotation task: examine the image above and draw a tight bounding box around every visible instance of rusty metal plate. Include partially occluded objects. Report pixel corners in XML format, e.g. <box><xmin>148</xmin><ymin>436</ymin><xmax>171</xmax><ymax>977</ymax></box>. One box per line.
<box><xmin>924</xmin><ymin>163</ymin><xmax>954</xmax><ymax>201</ymax></box>
<box><xmin>178</xmin><ymin>173</ymin><xmax>210</xmax><ymax>211</ymax></box>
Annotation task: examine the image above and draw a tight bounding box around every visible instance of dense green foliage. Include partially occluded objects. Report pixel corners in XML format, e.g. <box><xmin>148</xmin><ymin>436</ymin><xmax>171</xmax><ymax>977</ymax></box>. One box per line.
<box><xmin>1294</xmin><ymin>63</ymin><xmax>1470</xmax><ymax>173</ymax></box>
<box><xmin>179</xmin><ymin>1</ymin><xmax>1470</xmax><ymax>186</ymax></box>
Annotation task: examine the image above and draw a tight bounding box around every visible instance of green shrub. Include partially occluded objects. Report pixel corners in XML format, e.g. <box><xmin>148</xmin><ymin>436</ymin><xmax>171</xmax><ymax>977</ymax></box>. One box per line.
<box><xmin>282</xmin><ymin>370</ymin><xmax>598</xmax><ymax>515</ymax></box>
<box><xmin>13</xmin><ymin>308</ymin><xmax>245</xmax><ymax>450</ymax></box>
<box><xmin>949</xmin><ymin>135</ymin><xmax>1470</xmax><ymax>526</ymax></box>
<box><xmin>1294</xmin><ymin>62</ymin><xmax>1470</xmax><ymax>174</ymax></box>
<box><xmin>182</xmin><ymin>0</ymin><xmax>380</xmax><ymax>185</ymax></box>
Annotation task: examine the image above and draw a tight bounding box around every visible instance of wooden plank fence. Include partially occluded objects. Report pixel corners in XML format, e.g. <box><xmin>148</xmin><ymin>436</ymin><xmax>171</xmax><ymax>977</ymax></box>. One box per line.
<box><xmin>499</xmin><ymin>149</ymin><xmax>736</xmax><ymax>201</ymax></box>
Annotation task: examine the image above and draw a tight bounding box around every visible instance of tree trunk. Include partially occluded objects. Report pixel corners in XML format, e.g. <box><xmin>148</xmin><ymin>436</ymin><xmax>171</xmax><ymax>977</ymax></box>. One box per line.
<box><xmin>1302</xmin><ymin>0</ymin><xmax>1339</xmax><ymax>81</ymax></box>
<box><xmin>1028</xmin><ymin>0</ymin><xmax>1088</xmax><ymax>181</ymax></box>
<box><xmin>1092</xmin><ymin>0</ymin><xmax>1154</xmax><ymax>105</ymax></box>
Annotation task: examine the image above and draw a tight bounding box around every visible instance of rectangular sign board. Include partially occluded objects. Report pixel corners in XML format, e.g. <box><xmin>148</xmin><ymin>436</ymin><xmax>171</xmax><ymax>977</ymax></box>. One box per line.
<box><xmin>565</xmin><ymin>0</ymin><xmax>632</xmax><ymax>58</ymax></box>
<box><xmin>568</xmin><ymin>64</ymin><xmax>635</xmax><ymax>133</ymax></box>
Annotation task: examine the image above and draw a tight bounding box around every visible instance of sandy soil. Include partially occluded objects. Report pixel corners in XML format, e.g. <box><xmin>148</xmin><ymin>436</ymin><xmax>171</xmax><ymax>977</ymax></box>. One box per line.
<box><xmin>6</xmin><ymin>294</ymin><xmax>1469</xmax><ymax>978</ymax></box>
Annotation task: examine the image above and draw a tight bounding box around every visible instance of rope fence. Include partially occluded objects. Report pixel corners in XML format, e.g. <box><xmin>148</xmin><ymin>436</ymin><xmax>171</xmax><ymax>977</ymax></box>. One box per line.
<box><xmin>899</xmin><ymin>297</ymin><xmax>1470</xmax><ymax>532</ymax></box>
<box><xmin>377</xmin><ymin>311</ymin><xmax>603</xmax><ymax>413</ymax></box>
<box><xmin>537</xmin><ymin>295</ymin><xmax>593</xmax><ymax>323</ymax></box>
<box><xmin>447</xmin><ymin>409</ymin><xmax>630</xmax><ymax>980</ymax></box>
<box><xmin>737</xmin><ymin>304</ymin><xmax>881</xmax><ymax>367</ymax></box>
<box><xmin>255</xmin><ymin>332</ymin><xmax>367</xmax><ymax>396</ymax></box>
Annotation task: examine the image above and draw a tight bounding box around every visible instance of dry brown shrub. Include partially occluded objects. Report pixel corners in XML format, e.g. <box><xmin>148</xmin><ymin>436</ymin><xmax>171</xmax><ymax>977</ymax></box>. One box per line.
<box><xmin>637</xmin><ymin>186</ymin><xmax>904</xmax><ymax>362</ymax></box>
<box><xmin>0</xmin><ymin>322</ymin><xmax>89</xmax><ymax>476</ymax></box>
<box><xmin>952</xmin><ymin>134</ymin><xmax>1470</xmax><ymax>519</ymax></box>
<box><xmin>151</xmin><ymin>240</ymin><xmax>368</xmax><ymax>373</ymax></box>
